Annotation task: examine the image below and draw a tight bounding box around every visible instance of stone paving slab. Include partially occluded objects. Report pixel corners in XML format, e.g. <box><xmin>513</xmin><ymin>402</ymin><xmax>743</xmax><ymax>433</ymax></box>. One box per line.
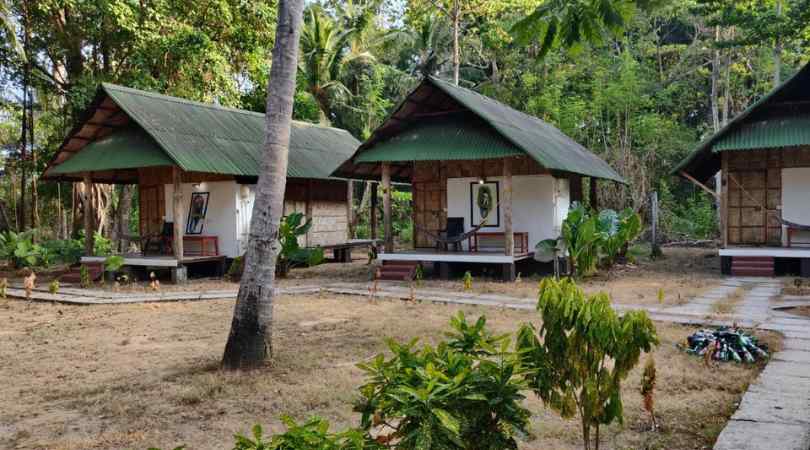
<box><xmin>714</xmin><ymin>420</ymin><xmax>810</xmax><ymax>450</ymax></box>
<box><xmin>749</xmin><ymin>373</ymin><xmax>810</xmax><ymax>398</ymax></box>
<box><xmin>731</xmin><ymin>390</ymin><xmax>810</xmax><ymax>426</ymax></box>
<box><xmin>772</xmin><ymin>349</ymin><xmax>810</xmax><ymax>364</ymax></box>
<box><xmin>761</xmin><ymin>360</ymin><xmax>810</xmax><ymax>379</ymax></box>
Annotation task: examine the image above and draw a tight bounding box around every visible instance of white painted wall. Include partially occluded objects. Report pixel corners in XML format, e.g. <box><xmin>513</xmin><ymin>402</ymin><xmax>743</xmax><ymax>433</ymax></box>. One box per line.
<box><xmin>164</xmin><ymin>181</ymin><xmax>241</xmax><ymax>258</ymax></box>
<box><xmin>446</xmin><ymin>175</ymin><xmax>569</xmax><ymax>251</ymax></box>
<box><xmin>781</xmin><ymin>167</ymin><xmax>810</xmax><ymax>245</ymax></box>
<box><xmin>163</xmin><ymin>181</ymin><xmax>349</xmax><ymax>258</ymax></box>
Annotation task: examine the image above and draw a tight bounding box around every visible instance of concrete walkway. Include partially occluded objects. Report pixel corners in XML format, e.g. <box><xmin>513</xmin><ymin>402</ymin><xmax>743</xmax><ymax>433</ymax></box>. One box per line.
<box><xmin>7</xmin><ymin>276</ymin><xmax>810</xmax><ymax>449</ymax></box>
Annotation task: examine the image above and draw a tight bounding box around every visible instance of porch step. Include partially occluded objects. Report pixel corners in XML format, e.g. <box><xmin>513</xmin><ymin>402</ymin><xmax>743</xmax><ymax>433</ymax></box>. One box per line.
<box><xmin>60</xmin><ymin>262</ymin><xmax>104</xmax><ymax>284</ymax></box>
<box><xmin>731</xmin><ymin>257</ymin><xmax>775</xmax><ymax>277</ymax></box>
<box><xmin>377</xmin><ymin>261</ymin><xmax>418</xmax><ymax>281</ymax></box>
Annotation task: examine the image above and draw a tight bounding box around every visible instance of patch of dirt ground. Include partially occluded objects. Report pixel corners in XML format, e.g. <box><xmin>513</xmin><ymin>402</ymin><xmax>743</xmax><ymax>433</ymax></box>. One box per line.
<box><xmin>405</xmin><ymin>246</ymin><xmax>724</xmax><ymax>306</ymax></box>
<box><xmin>0</xmin><ymin>292</ymin><xmax>778</xmax><ymax>450</ymax></box>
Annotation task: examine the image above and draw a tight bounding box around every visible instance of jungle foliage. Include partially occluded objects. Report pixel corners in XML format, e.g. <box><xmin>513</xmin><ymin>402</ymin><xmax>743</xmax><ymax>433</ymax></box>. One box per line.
<box><xmin>1</xmin><ymin>0</ymin><xmax>808</xmax><ymax>247</ymax></box>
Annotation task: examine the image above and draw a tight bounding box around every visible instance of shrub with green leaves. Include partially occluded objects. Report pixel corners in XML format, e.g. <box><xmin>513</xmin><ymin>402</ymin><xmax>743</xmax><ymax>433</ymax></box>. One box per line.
<box><xmin>516</xmin><ymin>278</ymin><xmax>658</xmax><ymax>450</ymax></box>
<box><xmin>596</xmin><ymin>207</ymin><xmax>642</xmax><ymax>268</ymax></box>
<box><xmin>235</xmin><ymin>418</ymin><xmax>382</xmax><ymax>450</ymax></box>
<box><xmin>104</xmin><ymin>255</ymin><xmax>125</xmax><ymax>273</ymax></box>
<box><xmin>0</xmin><ymin>230</ymin><xmax>44</xmax><ymax>268</ymax></box>
<box><xmin>277</xmin><ymin>212</ymin><xmax>325</xmax><ymax>278</ymax></box>
<box><xmin>537</xmin><ymin>203</ymin><xmax>643</xmax><ymax>277</ymax></box>
<box><xmin>355</xmin><ymin>312</ymin><xmax>530</xmax><ymax>450</ymax></box>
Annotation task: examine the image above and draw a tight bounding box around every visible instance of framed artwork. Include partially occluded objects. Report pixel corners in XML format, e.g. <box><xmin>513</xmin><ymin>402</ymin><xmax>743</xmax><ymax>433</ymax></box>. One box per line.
<box><xmin>469</xmin><ymin>181</ymin><xmax>499</xmax><ymax>227</ymax></box>
<box><xmin>186</xmin><ymin>192</ymin><xmax>209</xmax><ymax>235</ymax></box>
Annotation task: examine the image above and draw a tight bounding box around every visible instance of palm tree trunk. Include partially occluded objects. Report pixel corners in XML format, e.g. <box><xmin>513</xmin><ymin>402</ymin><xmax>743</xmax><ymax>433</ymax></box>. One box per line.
<box><xmin>222</xmin><ymin>0</ymin><xmax>306</xmax><ymax>370</ymax></box>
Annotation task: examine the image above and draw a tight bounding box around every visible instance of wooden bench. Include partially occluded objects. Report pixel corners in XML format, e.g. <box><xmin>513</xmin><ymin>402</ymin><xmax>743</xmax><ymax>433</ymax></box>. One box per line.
<box><xmin>318</xmin><ymin>239</ymin><xmax>381</xmax><ymax>262</ymax></box>
<box><xmin>469</xmin><ymin>232</ymin><xmax>529</xmax><ymax>255</ymax></box>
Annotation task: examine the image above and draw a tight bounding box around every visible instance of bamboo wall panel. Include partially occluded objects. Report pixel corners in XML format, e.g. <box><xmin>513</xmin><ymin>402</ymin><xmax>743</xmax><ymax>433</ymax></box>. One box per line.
<box><xmin>723</xmin><ymin>148</ymin><xmax>810</xmax><ymax>246</ymax></box>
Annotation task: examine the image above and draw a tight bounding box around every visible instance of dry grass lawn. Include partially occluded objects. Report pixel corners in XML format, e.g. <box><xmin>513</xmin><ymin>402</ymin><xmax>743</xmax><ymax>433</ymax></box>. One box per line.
<box><xmin>0</xmin><ymin>291</ymin><xmax>778</xmax><ymax>450</ymax></box>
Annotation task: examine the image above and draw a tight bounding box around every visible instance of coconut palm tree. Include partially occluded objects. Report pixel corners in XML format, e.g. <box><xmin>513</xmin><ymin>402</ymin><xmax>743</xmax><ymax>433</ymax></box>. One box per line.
<box><xmin>299</xmin><ymin>7</ymin><xmax>354</xmax><ymax>124</ymax></box>
<box><xmin>221</xmin><ymin>0</ymin><xmax>306</xmax><ymax>370</ymax></box>
<box><xmin>385</xmin><ymin>14</ymin><xmax>452</xmax><ymax>77</ymax></box>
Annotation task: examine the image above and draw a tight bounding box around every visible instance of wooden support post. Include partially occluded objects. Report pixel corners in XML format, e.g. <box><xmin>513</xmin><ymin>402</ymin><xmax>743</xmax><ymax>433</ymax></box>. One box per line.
<box><xmin>305</xmin><ymin>180</ymin><xmax>313</xmax><ymax>247</ymax></box>
<box><xmin>589</xmin><ymin>177</ymin><xmax>598</xmax><ymax>211</ymax></box>
<box><xmin>370</xmin><ymin>181</ymin><xmax>378</xmax><ymax>240</ymax></box>
<box><xmin>346</xmin><ymin>180</ymin><xmax>354</xmax><ymax>240</ymax></box>
<box><xmin>382</xmin><ymin>163</ymin><xmax>393</xmax><ymax>253</ymax></box>
<box><xmin>650</xmin><ymin>191</ymin><xmax>662</xmax><ymax>258</ymax></box>
<box><xmin>503</xmin><ymin>158</ymin><xmax>514</xmax><ymax>257</ymax></box>
<box><xmin>721</xmin><ymin>153</ymin><xmax>729</xmax><ymax>247</ymax></box>
<box><xmin>172</xmin><ymin>166</ymin><xmax>184</xmax><ymax>262</ymax></box>
<box><xmin>83</xmin><ymin>172</ymin><xmax>94</xmax><ymax>256</ymax></box>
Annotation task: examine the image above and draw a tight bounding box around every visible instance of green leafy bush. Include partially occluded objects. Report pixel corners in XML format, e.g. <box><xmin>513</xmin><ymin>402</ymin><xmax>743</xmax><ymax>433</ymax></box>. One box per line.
<box><xmin>234</xmin><ymin>419</ymin><xmax>382</xmax><ymax>450</ymax></box>
<box><xmin>41</xmin><ymin>238</ymin><xmax>84</xmax><ymax>265</ymax></box>
<box><xmin>596</xmin><ymin>208</ymin><xmax>642</xmax><ymax>267</ymax></box>
<box><xmin>227</xmin><ymin>255</ymin><xmax>245</xmax><ymax>281</ymax></box>
<box><xmin>277</xmin><ymin>212</ymin><xmax>324</xmax><ymax>277</ymax></box>
<box><xmin>355</xmin><ymin>312</ymin><xmax>529</xmax><ymax>450</ymax></box>
<box><xmin>537</xmin><ymin>203</ymin><xmax>643</xmax><ymax>277</ymax></box>
<box><xmin>104</xmin><ymin>255</ymin><xmax>125</xmax><ymax>273</ymax></box>
<box><xmin>0</xmin><ymin>230</ymin><xmax>44</xmax><ymax>268</ymax></box>
<box><xmin>516</xmin><ymin>278</ymin><xmax>658</xmax><ymax>450</ymax></box>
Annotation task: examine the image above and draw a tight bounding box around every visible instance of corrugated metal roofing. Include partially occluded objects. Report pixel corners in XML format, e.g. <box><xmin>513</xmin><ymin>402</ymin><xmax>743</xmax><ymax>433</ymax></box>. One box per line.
<box><xmin>713</xmin><ymin>115</ymin><xmax>810</xmax><ymax>151</ymax></box>
<box><xmin>63</xmin><ymin>83</ymin><xmax>360</xmax><ymax>179</ymax></box>
<box><xmin>339</xmin><ymin>77</ymin><xmax>624</xmax><ymax>183</ymax></box>
<box><xmin>49</xmin><ymin>128</ymin><xmax>174</xmax><ymax>174</ymax></box>
<box><xmin>355</xmin><ymin>119</ymin><xmax>524</xmax><ymax>162</ymax></box>
<box><xmin>674</xmin><ymin>62</ymin><xmax>810</xmax><ymax>182</ymax></box>
<box><xmin>425</xmin><ymin>77</ymin><xmax>624</xmax><ymax>183</ymax></box>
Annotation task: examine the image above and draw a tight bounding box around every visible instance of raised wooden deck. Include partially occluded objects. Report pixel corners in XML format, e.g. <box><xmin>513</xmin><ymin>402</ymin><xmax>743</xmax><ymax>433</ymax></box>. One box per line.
<box><xmin>378</xmin><ymin>248</ymin><xmax>532</xmax><ymax>264</ymax></box>
<box><xmin>720</xmin><ymin>247</ymin><xmax>810</xmax><ymax>258</ymax></box>
<box><xmin>81</xmin><ymin>254</ymin><xmax>225</xmax><ymax>267</ymax></box>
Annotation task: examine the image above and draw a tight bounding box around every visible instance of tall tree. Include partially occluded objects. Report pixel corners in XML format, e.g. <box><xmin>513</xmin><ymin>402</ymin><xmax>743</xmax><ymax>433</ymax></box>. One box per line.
<box><xmin>512</xmin><ymin>0</ymin><xmax>659</xmax><ymax>58</ymax></box>
<box><xmin>299</xmin><ymin>7</ymin><xmax>353</xmax><ymax>124</ymax></box>
<box><xmin>221</xmin><ymin>0</ymin><xmax>306</xmax><ymax>370</ymax></box>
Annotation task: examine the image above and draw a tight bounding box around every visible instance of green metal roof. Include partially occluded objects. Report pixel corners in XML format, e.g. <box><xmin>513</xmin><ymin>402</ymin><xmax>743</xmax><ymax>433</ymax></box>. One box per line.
<box><xmin>49</xmin><ymin>129</ymin><xmax>174</xmax><ymax>174</ymax></box>
<box><xmin>426</xmin><ymin>77</ymin><xmax>624</xmax><ymax>183</ymax></box>
<box><xmin>49</xmin><ymin>83</ymin><xmax>360</xmax><ymax>180</ymax></box>
<box><xmin>355</xmin><ymin>119</ymin><xmax>524</xmax><ymax>162</ymax></box>
<box><xmin>674</xmin><ymin>62</ymin><xmax>810</xmax><ymax>182</ymax></box>
<box><xmin>713</xmin><ymin>115</ymin><xmax>810</xmax><ymax>151</ymax></box>
<box><xmin>339</xmin><ymin>77</ymin><xmax>624</xmax><ymax>183</ymax></box>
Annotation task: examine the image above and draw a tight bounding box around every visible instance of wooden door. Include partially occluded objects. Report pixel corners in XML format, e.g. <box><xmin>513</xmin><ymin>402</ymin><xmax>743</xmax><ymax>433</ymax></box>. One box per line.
<box><xmin>139</xmin><ymin>184</ymin><xmax>165</xmax><ymax>236</ymax></box>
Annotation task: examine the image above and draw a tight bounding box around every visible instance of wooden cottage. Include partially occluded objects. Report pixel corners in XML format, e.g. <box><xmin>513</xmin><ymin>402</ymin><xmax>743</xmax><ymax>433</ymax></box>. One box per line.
<box><xmin>333</xmin><ymin>76</ymin><xmax>624</xmax><ymax>281</ymax></box>
<box><xmin>42</xmin><ymin>83</ymin><xmax>361</xmax><ymax>279</ymax></box>
<box><xmin>676</xmin><ymin>62</ymin><xmax>810</xmax><ymax>277</ymax></box>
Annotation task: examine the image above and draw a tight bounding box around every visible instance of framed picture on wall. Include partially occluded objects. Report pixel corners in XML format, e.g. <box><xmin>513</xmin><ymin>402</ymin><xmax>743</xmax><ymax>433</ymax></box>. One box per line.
<box><xmin>470</xmin><ymin>181</ymin><xmax>499</xmax><ymax>227</ymax></box>
<box><xmin>186</xmin><ymin>192</ymin><xmax>209</xmax><ymax>235</ymax></box>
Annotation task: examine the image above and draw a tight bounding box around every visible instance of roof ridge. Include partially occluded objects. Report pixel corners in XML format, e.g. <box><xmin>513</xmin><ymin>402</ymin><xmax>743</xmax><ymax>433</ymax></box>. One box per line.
<box><xmin>101</xmin><ymin>82</ymin><xmax>351</xmax><ymax>133</ymax></box>
<box><xmin>427</xmin><ymin>76</ymin><xmax>553</xmax><ymax>127</ymax></box>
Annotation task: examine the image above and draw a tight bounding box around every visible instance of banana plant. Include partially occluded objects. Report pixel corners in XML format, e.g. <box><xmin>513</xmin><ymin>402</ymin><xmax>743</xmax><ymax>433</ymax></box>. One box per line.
<box><xmin>276</xmin><ymin>212</ymin><xmax>325</xmax><ymax>277</ymax></box>
<box><xmin>596</xmin><ymin>207</ymin><xmax>642</xmax><ymax>268</ymax></box>
<box><xmin>537</xmin><ymin>202</ymin><xmax>600</xmax><ymax>277</ymax></box>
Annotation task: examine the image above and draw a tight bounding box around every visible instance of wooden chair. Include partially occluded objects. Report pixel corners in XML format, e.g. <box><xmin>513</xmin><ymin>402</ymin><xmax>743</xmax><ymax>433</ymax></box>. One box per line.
<box><xmin>141</xmin><ymin>222</ymin><xmax>174</xmax><ymax>256</ymax></box>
